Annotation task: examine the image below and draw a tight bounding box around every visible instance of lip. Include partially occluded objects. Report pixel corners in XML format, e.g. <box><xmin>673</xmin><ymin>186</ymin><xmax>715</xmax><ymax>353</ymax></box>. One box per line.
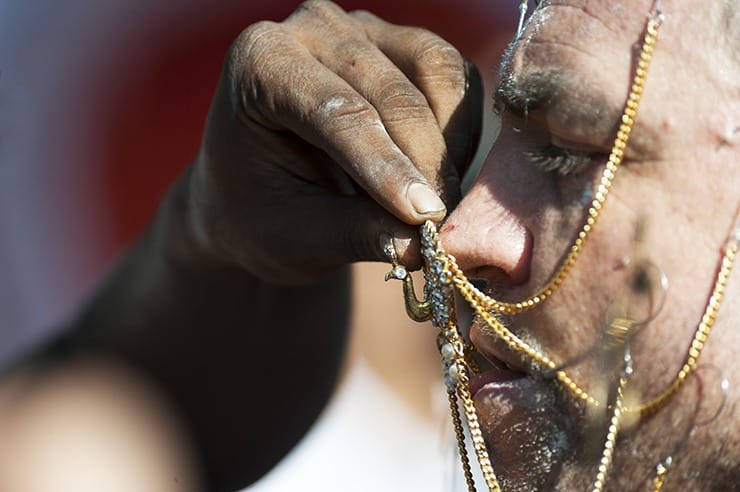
<box><xmin>467</xmin><ymin>317</ymin><xmax>577</xmax><ymax>490</ymax></box>
<box><xmin>468</xmin><ymin>365</ymin><xmax>526</xmax><ymax>396</ymax></box>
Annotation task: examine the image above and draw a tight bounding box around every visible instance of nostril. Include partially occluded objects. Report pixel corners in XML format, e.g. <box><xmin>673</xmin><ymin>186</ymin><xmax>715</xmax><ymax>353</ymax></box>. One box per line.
<box><xmin>466</xmin><ymin>266</ymin><xmax>518</xmax><ymax>288</ymax></box>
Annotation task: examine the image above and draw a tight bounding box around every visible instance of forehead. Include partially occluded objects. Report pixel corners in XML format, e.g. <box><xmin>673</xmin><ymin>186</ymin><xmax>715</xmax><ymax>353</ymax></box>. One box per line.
<box><xmin>495</xmin><ymin>0</ymin><xmax>662</xmax><ymax>150</ymax></box>
<box><xmin>503</xmin><ymin>0</ymin><xmax>654</xmax><ymax>101</ymax></box>
<box><xmin>526</xmin><ymin>0</ymin><xmax>654</xmax><ymax>36</ymax></box>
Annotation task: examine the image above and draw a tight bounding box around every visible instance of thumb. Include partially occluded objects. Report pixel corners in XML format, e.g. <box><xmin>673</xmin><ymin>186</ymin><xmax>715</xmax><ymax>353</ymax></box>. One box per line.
<box><xmin>255</xmin><ymin>192</ymin><xmax>425</xmax><ymax>284</ymax></box>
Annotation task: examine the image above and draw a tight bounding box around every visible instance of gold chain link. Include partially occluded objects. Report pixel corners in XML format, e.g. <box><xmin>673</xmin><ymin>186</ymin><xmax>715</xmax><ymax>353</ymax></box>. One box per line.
<box><xmin>651</xmin><ymin>463</ymin><xmax>668</xmax><ymax>492</ymax></box>
<box><xmin>448</xmin><ymin>390</ymin><xmax>477</xmax><ymax>492</ymax></box>
<box><xmin>633</xmin><ymin>240</ymin><xmax>737</xmax><ymax>417</ymax></box>
<box><xmin>432</xmin><ymin>238</ymin><xmax>503</xmax><ymax>491</ymax></box>
<box><xmin>592</xmin><ymin>374</ymin><xmax>628</xmax><ymax>492</ymax></box>
<box><xmin>438</xmin><ymin>14</ymin><xmax>662</xmax><ymax>411</ymax></box>
<box><xmin>430</xmin><ymin>204</ymin><xmax>738</xmax><ymax>492</ymax></box>
<box><xmin>413</xmin><ymin>5</ymin><xmax>740</xmax><ymax>491</ymax></box>
<box><xmin>457</xmin><ymin>378</ymin><xmax>501</xmax><ymax>491</ymax></box>
<box><xmin>453</xmin><ymin>17</ymin><xmax>660</xmax><ymax>319</ymax></box>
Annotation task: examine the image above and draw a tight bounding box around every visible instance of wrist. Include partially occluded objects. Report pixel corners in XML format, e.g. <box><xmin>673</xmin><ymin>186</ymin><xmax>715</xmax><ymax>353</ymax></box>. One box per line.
<box><xmin>151</xmin><ymin>158</ymin><xmax>229</xmax><ymax>279</ymax></box>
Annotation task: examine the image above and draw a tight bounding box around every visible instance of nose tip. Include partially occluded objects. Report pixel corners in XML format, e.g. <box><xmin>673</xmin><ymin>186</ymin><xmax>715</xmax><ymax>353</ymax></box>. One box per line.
<box><xmin>440</xmin><ymin>185</ymin><xmax>532</xmax><ymax>286</ymax></box>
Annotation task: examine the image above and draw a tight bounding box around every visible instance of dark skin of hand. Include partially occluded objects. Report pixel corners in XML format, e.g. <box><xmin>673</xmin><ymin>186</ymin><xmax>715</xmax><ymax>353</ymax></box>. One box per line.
<box><xmin>0</xmin><ymin>1</ymin><xmax>483</xmax><ymax>490</ymax></box>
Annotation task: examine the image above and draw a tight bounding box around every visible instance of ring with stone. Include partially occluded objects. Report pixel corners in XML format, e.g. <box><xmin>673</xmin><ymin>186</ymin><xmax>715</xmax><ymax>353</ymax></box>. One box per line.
<box><xmin>382</xmin><ymin>235</ymin><xmax>408</xmax><ymax>281</ymax></box>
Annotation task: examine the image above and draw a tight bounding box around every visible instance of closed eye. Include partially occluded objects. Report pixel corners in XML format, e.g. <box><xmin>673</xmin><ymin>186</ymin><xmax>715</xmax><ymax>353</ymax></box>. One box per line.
<box><xmin>524</xmin><ymin>144</ymin><xmax>604</xmax><ymax>176</ymax></box>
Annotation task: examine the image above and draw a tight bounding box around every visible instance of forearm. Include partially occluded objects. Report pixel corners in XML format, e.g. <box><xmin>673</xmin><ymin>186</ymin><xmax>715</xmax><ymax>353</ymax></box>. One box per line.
<box><xmin>62</xmin><ymin>170</ymin><xmax>353</xmax><ymax>490</ymax></box>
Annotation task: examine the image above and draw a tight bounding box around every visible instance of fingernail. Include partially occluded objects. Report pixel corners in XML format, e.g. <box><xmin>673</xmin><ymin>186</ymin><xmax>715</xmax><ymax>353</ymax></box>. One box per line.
<box><xmin>407</xmin><ymin>182</ymin><xmax>446</xmax><ymax>216</ymax></box>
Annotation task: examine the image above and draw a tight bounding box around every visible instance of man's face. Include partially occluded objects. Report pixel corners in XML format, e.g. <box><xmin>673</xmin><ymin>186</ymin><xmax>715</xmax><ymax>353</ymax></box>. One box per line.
<box><xmin>440</xmin><ymin>0</ymin><xmax>739</xmax><ymax>490</ymax></box>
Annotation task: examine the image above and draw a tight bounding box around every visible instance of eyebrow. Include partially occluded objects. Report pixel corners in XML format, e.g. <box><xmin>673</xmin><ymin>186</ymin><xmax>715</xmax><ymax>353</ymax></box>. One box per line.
<box><xmin>492</xmin><ymin>41</ymin><xmax>625</xmax><ymax>144</ymax></box>
<box><xmin>491</xmin><ymin>11</ymin><xmax>662</xmax><ymax>159</ymax></box>
<box><xmin>493</xmin><ymin>42</ymin><xmax>566</xmax><ymax>117</ymax></box>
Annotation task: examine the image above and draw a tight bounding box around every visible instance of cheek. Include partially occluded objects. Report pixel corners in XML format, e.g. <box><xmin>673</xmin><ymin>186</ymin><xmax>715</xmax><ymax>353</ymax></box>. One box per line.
<box><xmin>523</xmin><ymin>194</ymin><xmax>642</xmax><ymax>363</ymax></box>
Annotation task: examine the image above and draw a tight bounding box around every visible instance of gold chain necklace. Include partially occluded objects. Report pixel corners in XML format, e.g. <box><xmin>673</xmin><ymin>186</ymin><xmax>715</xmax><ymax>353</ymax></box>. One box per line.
<box><xmin>385</xmin><ymin>5</ymin><xmax>739</xmax><ymax>490</ymax></box>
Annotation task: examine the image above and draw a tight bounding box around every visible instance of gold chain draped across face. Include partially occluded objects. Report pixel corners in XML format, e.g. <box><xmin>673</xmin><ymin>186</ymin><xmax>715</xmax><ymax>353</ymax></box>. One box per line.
<box><xmin>384</xmin><ymin>4</ymin><xmax>739</xmax><ymax>491</ymax></box>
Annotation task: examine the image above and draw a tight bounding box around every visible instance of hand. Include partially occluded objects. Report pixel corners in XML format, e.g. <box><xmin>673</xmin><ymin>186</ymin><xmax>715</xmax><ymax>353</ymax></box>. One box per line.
<box><xmin>187</xmin><ymin>0</ymin><xmax>483</xmax><ymax>283</ymax></box>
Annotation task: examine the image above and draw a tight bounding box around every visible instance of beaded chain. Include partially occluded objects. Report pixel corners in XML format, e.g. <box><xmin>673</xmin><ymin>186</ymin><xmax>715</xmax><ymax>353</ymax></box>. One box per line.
<box><xmin>420</xmin><ymin>223</ymin><xmax>501</xmax><ymax>491</ymax></box>
<box><xmin>414</xmin><ymin>217</ymin><xmax>737</xmax><ymax>492</ymax></box>
<box><xmin>387</xmin><ymin>4</ymin><xmax>740</xmax><ymax>491</ymax></box>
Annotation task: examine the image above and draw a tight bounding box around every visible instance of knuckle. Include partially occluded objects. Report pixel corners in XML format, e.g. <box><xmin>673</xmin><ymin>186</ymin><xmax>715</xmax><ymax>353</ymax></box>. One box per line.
<box><xmin>228</xmin><ymin>21</ymin><xmax>288</xmax><ymax>115</ymax></box>
<box><xmin>231</xmin><ymin>21</ymin><xmax>283</xmax><ymax>66</ymax></box>
<box><xmin>337</xmin><ymin>37</ymin><xmax>376</xmax><ymax>61</ymax></box>
<box><xmin>374</xmin><ymin>80</ymin><xmax>431</xmax><ymax>122</ymax></box>
<box><xmin>290</xmin><ymin>0</ymin><xmax>347</xmax><ymax>26</ymax></box>
<box><xmin>414</xmin><ymin>31</ymin><xmax>463</xmax><ymax>69</ymax></box>
<box><xmin>287</xmin><ymin>1</ymin><xmax>364</xmax><ymax>55</ymax></box>
<box><xmin>348</xmin><ymin>9</ymin><xmax>377</xmax><ymax>22</ymax></box>
<box><xmin>313</xmin><ymin>94</ymin><xmax>379</xmax><ymax>130</ymax></box>
<box><xmin>230</xmin><ymin>22</ymin><xmax>290</xmax><ymax>88</ymax></box>
<box><xmin>297</xmin><ymin>0</ymin><xmax>340</xmax><ymax>14</ymax></box>
<box><xmin>412</xmin><ymin>31</ymin><xmax>466</xmax><ymax>87</ymax></box>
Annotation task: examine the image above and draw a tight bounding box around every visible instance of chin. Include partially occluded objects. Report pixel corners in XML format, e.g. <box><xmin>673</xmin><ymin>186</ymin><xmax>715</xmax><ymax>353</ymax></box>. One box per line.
<box><xmin>473</xmin><ymin>374</ymin><xmax>579</xmax><ymax>491</ymax></box>
<box><xmin>468</xmin><ymin>318</ymin><xmax>597</xmax><ymax>491</ymax></box>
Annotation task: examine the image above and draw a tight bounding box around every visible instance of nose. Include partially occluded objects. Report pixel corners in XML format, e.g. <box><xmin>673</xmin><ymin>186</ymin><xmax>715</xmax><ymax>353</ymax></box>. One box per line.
<box><xmin>440</xmin><ymin>177</ymin><xmax>532</xmax><ymax>285</ymax></box>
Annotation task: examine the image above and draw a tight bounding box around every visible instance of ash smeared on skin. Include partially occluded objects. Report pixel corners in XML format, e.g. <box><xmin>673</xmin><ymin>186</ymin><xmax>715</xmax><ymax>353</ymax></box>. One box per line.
<box><xmin>474</xmin><ymin>376</ymin><xmax>578</xmax><ymax>492</ymax></box>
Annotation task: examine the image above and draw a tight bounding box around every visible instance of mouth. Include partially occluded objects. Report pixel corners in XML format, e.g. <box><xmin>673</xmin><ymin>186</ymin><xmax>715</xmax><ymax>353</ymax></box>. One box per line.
<box><xmin>468</xmin><ymin>362</ymin><xmax>526</xmax><ymax>396</ymax></box>
<box><xmin>467</xmin><ymin>318</ymin><xmax>577</xmax><ymax>491</ymax></box>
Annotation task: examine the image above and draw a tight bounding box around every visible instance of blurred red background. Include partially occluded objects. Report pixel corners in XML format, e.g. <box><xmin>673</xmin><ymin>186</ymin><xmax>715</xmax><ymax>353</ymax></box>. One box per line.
<box><xmin>0</xmin><ymin>0</ymin><xmax>515</xmax><ymax>362</ymax></box>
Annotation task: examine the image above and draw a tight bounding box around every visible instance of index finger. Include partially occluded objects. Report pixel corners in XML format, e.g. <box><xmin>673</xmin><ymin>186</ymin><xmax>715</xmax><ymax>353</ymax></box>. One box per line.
<box><xmin>355</xmin><ymin>11</ymin><xmax>484</xmax><ymax>190</ymax></box>
<box><xmin>231</xmin><ymin>21</ymin><xmax>447</xmax><ymax>225</ymax></box>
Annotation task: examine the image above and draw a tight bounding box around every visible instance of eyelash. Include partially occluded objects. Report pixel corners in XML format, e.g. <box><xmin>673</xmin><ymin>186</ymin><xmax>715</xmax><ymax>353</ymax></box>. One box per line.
<box><xmin>524</xmin><ymin>145</ymin><xmax>602</xmax><ymax>176</ymax></box>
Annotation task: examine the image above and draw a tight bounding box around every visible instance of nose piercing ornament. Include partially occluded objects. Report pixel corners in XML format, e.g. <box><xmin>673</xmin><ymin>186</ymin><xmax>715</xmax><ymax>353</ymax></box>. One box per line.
<box><xmin>382</xmin><ymin>235</ymin><xmax>432</xmax><ymax>322</ymax></box>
